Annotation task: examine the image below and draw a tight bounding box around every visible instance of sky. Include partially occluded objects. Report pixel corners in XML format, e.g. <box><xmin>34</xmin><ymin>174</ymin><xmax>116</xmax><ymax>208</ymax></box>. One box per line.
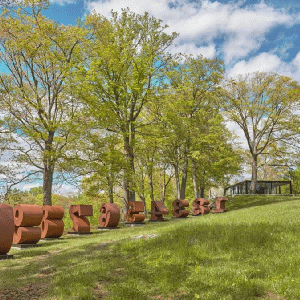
<box><xmin>1</xmin><ymin>0</ymin><xmax>300</xmax><ymax>193</ymax></box>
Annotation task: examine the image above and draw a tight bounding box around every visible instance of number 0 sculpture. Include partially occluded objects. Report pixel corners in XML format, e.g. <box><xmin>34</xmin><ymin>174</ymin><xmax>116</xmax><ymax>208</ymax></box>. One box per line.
<box><xmin>0</xmin><ymin>204</ymin><xmax>14</xmax><ymax>256</ymax></box>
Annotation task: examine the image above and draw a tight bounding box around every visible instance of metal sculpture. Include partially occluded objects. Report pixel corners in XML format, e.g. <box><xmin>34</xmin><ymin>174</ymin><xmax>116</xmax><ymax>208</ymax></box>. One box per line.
<box><xmin>212</xmin><ymin>197</ymin><xmax>228</xmax><ymax>213</ymax></box>
<box><xmin>0</xmin><ymin>204</ymin><xmax>14</xmax><ymax>257</ymax></box>
<box><xmin>192</xmin><ymin>198</ymin><xmax>210</xmax><ymax>216</ymax></box>
<box><xmin>40</xmin><ymin>205</ymin><xmax>64</xmax><ymax>238</ymax></box>
<box><xmin>13</xmin><ymin>204</ymin><xmax>43</xmax><ymax>244</ymax></box>
<box><xmin>149</xmin><ymin>201</ymin><xmax>169</xmax><ymax>221</ymax></box>
<box><xmin>99</xmin><ymin>203</ymin><xmax>120</xmax><ymax>228</ymax></box>
<box><xmin>172</xmin><ymin>199</ymin><xmax>189</xmax><ymax>218</ymax></box>
<box><xmin>126</xmin><ymin>202</ymin><xmax>145</xmax><ymax>223</ymax></box>
<box><xmin>69</xmin><ymin>205</ymin><xmax>93</xmax><ymax>233</ymax></box>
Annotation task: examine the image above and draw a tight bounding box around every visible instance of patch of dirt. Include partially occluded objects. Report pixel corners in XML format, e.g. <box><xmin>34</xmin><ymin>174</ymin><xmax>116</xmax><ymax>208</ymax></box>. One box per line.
<box><xmin>94</xmin><ymin>281</ymin><xmax>109</xmax><ymax>299</ymax></box>
<box><xmin>267</xmin><ymin>292</ymin><xmax>286</xmax><ymax>300</ymax></box>
<box><xmin>0</xmin><ymin>284</ymin><xmax>48</xmax><ymax>300</ymax></box>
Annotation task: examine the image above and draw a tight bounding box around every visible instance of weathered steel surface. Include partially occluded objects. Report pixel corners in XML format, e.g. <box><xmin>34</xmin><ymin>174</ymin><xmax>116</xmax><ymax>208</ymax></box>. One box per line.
<box><xmin>126</xmin><ymin>202</ymin><xmax>146</xmax><ymax>223</ymax></box>
<box><xmin>212</xmin><ymin>197</ymin><xmax>228</xmax><ymax>213</ymax></box>
<box><xmin>13</xmin><ymin>204</ymin><xmax>43</xmax><ymax>244</ymax></box>
<box><xmin>0</xmin><ymin>204</ymin><xmax>14</xmax><ymax>255</ymax></box>
<box><xmin>192</xmin><ymin>198</ymin><xmax>210</xmax><ymax>216</ymax></box>
<box><xmin>41</xmin><ymin>206</ymin><xmax>64</xmax><ymax>238</ymax></box>
<box><xmin>69</xmin><ymin>205</ymin><xmax>93</xmax><ymax>233</ymax></box>
<box><xmin>172</xmin><ymin>199</ymin><xmax>189</xmax><ymax>218</ymax></box>
<box><xmin>99</xmin><ymin>203</ymin><xmax>120</xmax><ymax>228</ymax></box>
<box><xmin>149</xmin><ymin>201</ymin><xmax>169</xmax><ymax>221</ymax></box>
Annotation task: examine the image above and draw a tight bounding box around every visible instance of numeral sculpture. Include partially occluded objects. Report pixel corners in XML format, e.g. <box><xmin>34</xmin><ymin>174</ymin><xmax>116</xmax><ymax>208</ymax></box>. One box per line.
<box><xmin>212</xmin><ymin>197</ymin><xmax>228</xmax><ymax>213</ymax></box>
<box><xmin>192</xmin><ymin>198</ymin><xmax>209</xmax><ymax>216</ymax></box>
<box><xmin>126</xmin><ymin>202</ymin><xmax>145</xmax><ymax>223</ymax></box>
<box><xmin>172</xmin><ymin>199</ymin><xmax>189</xmax><ymax>218</ymax></box>
<box><xmin>13</xmin><ymin>204</ymin><xmax>43</xmax><ymax>244</ymax></box>
<box><xmin>0</xmin><ymin>204</ymin><xmax>14</xmax><ymax>258</ymax></box>
<box><xmin>40</xmin><ymin>206</ymin><xmax>64</xmax><ymax>238</ymax></box>
<box><xmin>99</xmin><ymin>203</ymin><xmax>120</xmax><ymax>228</ymax></box>
<box><xmin>69</xmin><ymin>205</ymin><xmax>93</xmax><ymax>233</ymax></box>
<box><xmin>149</xmin><ymin>201</ymin><xmax>169</xmax><ymax>221</ymax></box>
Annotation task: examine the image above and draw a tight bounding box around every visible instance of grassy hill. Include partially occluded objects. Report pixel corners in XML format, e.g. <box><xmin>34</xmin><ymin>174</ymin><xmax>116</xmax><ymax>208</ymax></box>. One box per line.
<box><xmin>1</xmin><ymin>195</ymin><xmax>300</xmax><ymax>300</ymax></box>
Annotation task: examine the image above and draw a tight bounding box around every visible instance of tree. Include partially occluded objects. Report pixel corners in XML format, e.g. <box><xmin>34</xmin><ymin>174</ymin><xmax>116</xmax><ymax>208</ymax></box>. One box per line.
<box><xmin>160</xmin><ymin>55</ymin><xmax>225</xmax><ymax>199</ymax></box>
<box><xmin>73</xmin><ymin>9</ymin><xmax>177</xmax><ymax>205</ymax></box>
<box><xmin>223</xmin><ymin>72</ymin><xmax>300</xmax><ymax>193</ymax></box>
<box><xmin>0</xmin><ymin>2</ymin><xmax>83</xmax><ymax>205</ymax></box>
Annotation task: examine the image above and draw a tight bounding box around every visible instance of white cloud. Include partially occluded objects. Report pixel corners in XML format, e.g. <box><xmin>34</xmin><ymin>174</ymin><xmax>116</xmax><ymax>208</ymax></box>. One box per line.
<box><xmin>171</xmin><ymin>43</ymin><xmax>216</xmax><ymax>59</ymax></box>
<box><xmin>227</xmin><ymin>52</ymin><xmax>282</xmax><ymax>78</ymax></box>
<box><xmin>86</xmin><ymin>0</ymin><xmax>299</xmax><ymax>65</ymax></box>
<box><xmin>227</xmin><ymin>51</ymin><xmax>300</xmax><ymax>82</ymax></box>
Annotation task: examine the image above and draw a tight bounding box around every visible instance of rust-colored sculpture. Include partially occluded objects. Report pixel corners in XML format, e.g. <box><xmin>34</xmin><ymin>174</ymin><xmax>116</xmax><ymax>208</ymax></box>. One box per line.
<box><xmin>40</xmin><ymin>205</ymin><xmax>64</xmax><ymax>238</ymax></box>
<box><xmin>0</xmin><ymin>204</ymin><xmax>14</xmax><ymax>257</ymax></box>
<box><xmin>192</xmin><ymin>198</ymin><xmax>210</xmax><ymax>216</ymax></box>
<box><xmin>69</xmin><ymin>205</ymin><xmax>93</xmax><ymax>233</ymax></box>
<box><xmin>149</xmin><ymin>201</ymin><xmax>169</xmax><ymax>221</ymax></box>
<box><xmin>13</xmin><ymin>204</ymin><xmax>43</xmax><ymax>244</ymax></box>
<box><xmin>126</xmin><ymin>202</ymin><xmax>145</xmax><ymax>223</ymax></box>
<box><xmin>172</xmin><ymin>199</ymin><xmax>189</xmax><ymax>218</ymax></box>
<box><xmin>212</xmin><ymin>197</ymin><xmax>228</xmax><ymax>213</ymax></box>
<box><xmin>99</xmin><ymin>203</ymin><xmax>120</xmax><ymax>228</ymax></box>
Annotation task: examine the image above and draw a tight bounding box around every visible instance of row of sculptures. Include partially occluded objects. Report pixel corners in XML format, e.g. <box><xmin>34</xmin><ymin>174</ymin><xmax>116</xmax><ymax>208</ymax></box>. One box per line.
<box><xmin>0</xmin><ymin>197</ymin><xmax>228</xmax><ymax>259</ymax></box>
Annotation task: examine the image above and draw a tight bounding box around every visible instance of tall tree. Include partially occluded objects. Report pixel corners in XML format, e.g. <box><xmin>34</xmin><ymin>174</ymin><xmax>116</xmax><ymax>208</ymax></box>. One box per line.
<box><xmin>73</xmin><ymin>9</ymin><xmax>177</xmax><ymax>205</ymax></box>
<box><xmin>0</xmin><ymin>2</ymin><xmax>83</xmax><ymax>205</ymax></box>
<box><xmin>160</xmin><ymin>55</ymin><xmax>225</xmax><ymax>199</ymax></box>
<box><xmin>223</xmin><ymin>72</ymin><xmax>300</xmax><ymax>193</ymax></box>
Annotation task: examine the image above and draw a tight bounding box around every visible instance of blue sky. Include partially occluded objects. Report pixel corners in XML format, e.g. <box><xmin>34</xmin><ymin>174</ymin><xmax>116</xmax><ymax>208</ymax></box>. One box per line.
<box><xmin>42</xmin><ymin>0</ymin><xmax>300</xmax><ymax>83</ymax></box>
<box><xmin>1</xmin><ymin>0</ymin><xmax>300</xmax><ymax>193</ymax></box>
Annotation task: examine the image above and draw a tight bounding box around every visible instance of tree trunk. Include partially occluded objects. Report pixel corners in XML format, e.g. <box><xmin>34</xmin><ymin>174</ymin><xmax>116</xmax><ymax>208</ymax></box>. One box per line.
<box><xmin>43</xmin><ymin>132</ymin><xmax>55</xmax><ymax>206</ymax></box>
<box><xmin>192</xmin><ymin>159</ymin><xmax>199</xmax><ymax>198</ymax></box>
<box><xmin>200</xmin><ymin>187</ymin><xmax>205</xmax><ymax>198</ymax></box>
<box><xmin>173</xmin><ymin>163</ymin><xmax>180</xmax><ymax>199</ymax></box>
<box><xmin>148</xmin><ymin>172</ymin><xmax>154</xmax><ymax>202</ymax></box>
<box><xmin>180</xmin><ymin>151</ymin><xmax>188</xmax><ymax>200</ymax></box>
<box><xmin>249</xmin><ymin>154</ymin><xmax>258</xmax><ymax>194</ymax></box>
<box><xmin>43</xmin><ymin>164</ymin><xmax>54</xmax><ymax>206</ymax></box>
<box><xmin>107</xmin><ymin>174</ymin><xmax>114</xmax><ymax>203</ymax></box>
<box><xmin>123</xmin><ymin>131</ymin><xmax>135</xmax><ymax>203</ymax></box>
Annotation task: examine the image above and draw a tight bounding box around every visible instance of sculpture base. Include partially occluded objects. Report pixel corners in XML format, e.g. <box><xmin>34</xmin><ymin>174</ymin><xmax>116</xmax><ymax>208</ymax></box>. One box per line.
<box><xmin>67</xmin><ymin>232</ymin><xmax>93</xmax><ymax>235</ymax></box>
<box><xmin>40</xmin><ymin>237</ymin><xmax>61</xmax><ymax>241</ymax></box>
<box><xmin>98</xmin><ymin>227</ymin><xmax>119</xmax><ymax>230</ymax></box>
<box><xmin>124</xmin><ymin>222</ymin><xmax>145</xmax><ymax>227</ymax></box>
<box><xmin>0</xmin><ymin>254</ymin><xmax>13</xmax><ymax>260</ymax></box>
<box><xmin>11</xmin><ymin>244</ymin><xmax>41</xmax><ymax>250</ymax></box>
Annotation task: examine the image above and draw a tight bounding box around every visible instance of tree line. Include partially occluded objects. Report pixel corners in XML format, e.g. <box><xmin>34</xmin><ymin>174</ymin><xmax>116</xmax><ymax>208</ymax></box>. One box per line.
<box><xmin>0</xmin><ymin>0</ymin><xmax>299</xmax><ymax>208</ymax></box>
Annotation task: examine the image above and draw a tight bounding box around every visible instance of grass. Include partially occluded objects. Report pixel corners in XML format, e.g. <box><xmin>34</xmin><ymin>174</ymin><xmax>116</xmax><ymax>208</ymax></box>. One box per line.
<box><xmin>1</xmin><ymin>195</ymin><xmax>300</xmax><ymax>299</ymax></box>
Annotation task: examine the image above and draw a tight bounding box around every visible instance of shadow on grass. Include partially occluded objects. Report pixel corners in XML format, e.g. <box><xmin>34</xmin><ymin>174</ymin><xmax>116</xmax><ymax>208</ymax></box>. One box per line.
<box><xmin>226</xmin><ymin>194</ymin><xmax>300</xmax><ymax>211</ymax></box>
<box><xmin>47</xmin><ymin>219</ymin><xmax>294</xmax><ymax>299</ymax></box>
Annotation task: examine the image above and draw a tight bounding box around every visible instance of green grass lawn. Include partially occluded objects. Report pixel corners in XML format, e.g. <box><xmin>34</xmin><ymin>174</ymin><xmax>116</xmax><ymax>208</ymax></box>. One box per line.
<box><xmin>1</xmin><ymin>195</ymin><xmax>300</xmax><ymax>300</ymax></box>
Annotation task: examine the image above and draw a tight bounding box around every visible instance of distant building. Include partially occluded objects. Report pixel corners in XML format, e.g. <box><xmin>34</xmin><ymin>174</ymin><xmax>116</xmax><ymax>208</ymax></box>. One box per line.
<box><xmin>224</xmin><ymin>180</ymin><xmax>292</xmax><ymax>196</ymax></box>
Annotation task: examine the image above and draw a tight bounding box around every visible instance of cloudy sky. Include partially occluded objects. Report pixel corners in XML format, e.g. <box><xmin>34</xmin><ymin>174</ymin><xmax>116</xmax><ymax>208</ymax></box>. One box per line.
<box><xmin>43</xmin><ymin>0</ymin><xmax>300</xmax><ymax>81</ymax></box>
<box><xmin>2</xmin><ymin>0</ymin><xmax>300</xmax><ymax>192</ymax></box>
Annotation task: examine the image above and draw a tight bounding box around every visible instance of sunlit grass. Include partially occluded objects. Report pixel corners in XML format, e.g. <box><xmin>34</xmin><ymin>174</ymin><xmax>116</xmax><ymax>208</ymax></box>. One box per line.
<box><xmin>1</xmin><ymin>195</ymin><xmax>300</xmax><ymax>299</ymax></box>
